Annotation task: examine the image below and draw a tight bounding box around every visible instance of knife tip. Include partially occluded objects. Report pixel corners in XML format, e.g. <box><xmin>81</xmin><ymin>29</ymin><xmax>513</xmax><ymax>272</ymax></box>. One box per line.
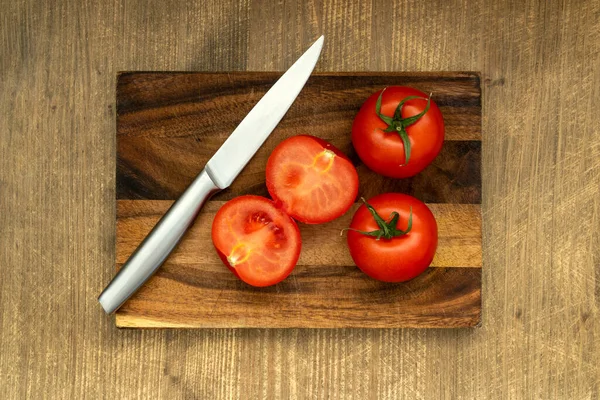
<box><xmin>311</xmin><ymin>35</ymin><xmax>324</xmax><ymax>53</ymax></box>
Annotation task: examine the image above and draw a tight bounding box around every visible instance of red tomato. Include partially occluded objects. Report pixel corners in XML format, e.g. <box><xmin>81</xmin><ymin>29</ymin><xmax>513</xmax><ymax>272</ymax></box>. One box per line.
<box><xmin>346</xmin><ymin>193</ymin><xmax>438</xmax><ymax>282</ymax></box>
<box><xmin>352</xmin><ymin>86</ymin><xmax>445</xmax><ymax>178</ymax></box>
<box><xmin>211</xmin><ymin>195</ymin><xmax>301</xmax><ymax>287</ymax></box>
<box><xmin>266</xmin><ymin>135</ymin><xmax>359</xmax><ymax>224</ymax></box>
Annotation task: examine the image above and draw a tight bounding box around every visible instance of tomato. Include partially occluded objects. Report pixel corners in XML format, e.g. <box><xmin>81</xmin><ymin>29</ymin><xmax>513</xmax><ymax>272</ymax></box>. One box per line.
<box><xmin>211</xmin><ymin>195</ymin><xmax>301</xmax><ymax>287</ymax></box>
<box><xmin>266</xmin><ymin>135</ymin><xmax>359</xmax><ymax>224</ymax></box>
<box><xmin>346</xmin><ymin>193</ymin><xmax>438</xmax><ymax>282</ymax></box>
<box><xmin>351</xmin><ymin>86</ymin><xmax>445</xmax><ymax>178</ymax></box>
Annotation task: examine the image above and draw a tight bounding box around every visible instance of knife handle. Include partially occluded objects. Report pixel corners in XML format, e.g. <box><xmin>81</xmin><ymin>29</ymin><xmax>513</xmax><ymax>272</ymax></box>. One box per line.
<box><xmin>98</xmin><ymin>168</ymin><xmax>221</xmax><ymax>314</ymax></box>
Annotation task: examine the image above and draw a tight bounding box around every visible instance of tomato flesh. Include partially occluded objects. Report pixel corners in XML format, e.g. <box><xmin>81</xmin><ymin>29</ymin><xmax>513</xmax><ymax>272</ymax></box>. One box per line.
<box><xmin>266</xmin><ymin>135</ymin><xmax>359</xmax><ymax>224</ymax></box>
<box><xmin>347</xmin><ymin>193</ymin><xmax>438</xmax><ymax>282</ymax></box>
<box><xmin>211</xmin><ymin>195</ymin><xmax>301</xmax><ymax>287</ymax></box>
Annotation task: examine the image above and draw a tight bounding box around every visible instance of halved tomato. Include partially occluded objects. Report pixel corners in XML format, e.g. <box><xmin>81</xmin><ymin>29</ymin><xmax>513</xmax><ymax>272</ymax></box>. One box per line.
<box><xmin>211</xmin><ymin>195</ymin><xmax>301</xmax><ymax>287</ymax></box>
<box><xmin>265</xmin><ymin>135</ymin><xmax>359</xmax><ymax>224</ymax></box>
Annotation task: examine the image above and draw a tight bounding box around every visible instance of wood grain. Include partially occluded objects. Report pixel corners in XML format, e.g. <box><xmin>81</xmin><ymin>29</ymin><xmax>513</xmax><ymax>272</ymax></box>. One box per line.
<box><xmin>115</xmin><ymin>265</ymin><xmax>481</xmax><ymax>328</ymax></box>
<box><xmin>116</xmin><ymin>72</ymin><xmax>482</xmax><ymax>203</ymax></box>
<box><xmin>1</xmin><ymin>0</ymin><xmax>599</xmax><ymax>398</ymax></box>
<box><xmin>116</xmin><ymin>201</ymin><xmax>482</xmax><ymax>269</ymax></box>
<box><xmin>115</xmin><ymin>201</ymin><xmax>482</xmax><ymax>328</ymax></box>
<box><xmin>114</xmin><ymin>72</ymin><xmax>482</xmax><ymax>328</ymax></box>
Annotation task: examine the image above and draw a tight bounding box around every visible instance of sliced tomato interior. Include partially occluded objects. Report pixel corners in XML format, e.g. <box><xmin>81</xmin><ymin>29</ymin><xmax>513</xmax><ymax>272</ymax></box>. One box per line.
<box><xmin>211</xmin><ymin>195</ymin><xmax>301</xmax><ymax>287</ymax></box>
<box><xmin>266</xmin><ymin>135</ymin><xmax>359</xmax><ymax>224</ymax></box>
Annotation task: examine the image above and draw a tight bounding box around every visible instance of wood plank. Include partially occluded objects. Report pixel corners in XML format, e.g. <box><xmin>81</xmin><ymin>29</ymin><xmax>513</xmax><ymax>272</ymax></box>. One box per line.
<box><xmin>117</xmin><ymin>138</ymin><xmax>481</xmax><ymax>203</ymax></box>
<box><xmin>115</xmin><ymin>265</ymin><xmax>481</xmax><ymax>328</ymax></box>
<box><xmin>116</xmin><ymin>201</ymin><xmax>482</xmax><ymax>269</ymax></box>
<box><xmin>116</xmin><ymin>73</ymin><xmax>482</xmax><ymax>133</ymax></box>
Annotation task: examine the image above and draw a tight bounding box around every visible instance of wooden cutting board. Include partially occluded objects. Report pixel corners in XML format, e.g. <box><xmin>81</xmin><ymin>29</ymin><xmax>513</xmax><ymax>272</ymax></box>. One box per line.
<box><xmin>115</xmin><ymin>72</ymin><xmax>482</xmax><ymax>328</ymax></box>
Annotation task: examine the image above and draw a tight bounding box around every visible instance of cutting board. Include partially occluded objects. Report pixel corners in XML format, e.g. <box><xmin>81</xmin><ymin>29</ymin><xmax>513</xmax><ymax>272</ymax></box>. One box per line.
<box><xmin>115</xmin><ymin>72</ymin><xmax>482</xmax><ymax>328</ymax></box>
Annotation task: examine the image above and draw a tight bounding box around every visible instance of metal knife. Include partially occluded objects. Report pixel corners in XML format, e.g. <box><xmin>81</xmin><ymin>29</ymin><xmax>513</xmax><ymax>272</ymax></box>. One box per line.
<box><xmin>98</xmin><ymin>36</ymin><xmax>324</xmax><ymax>314</ymax></box>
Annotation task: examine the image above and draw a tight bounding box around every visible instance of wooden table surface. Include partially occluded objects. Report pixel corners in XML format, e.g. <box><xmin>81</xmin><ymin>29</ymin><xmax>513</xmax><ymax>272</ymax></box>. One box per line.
<box><xmin>1</xmin><ymin>0</ymin><xmax>598</xmax><ymax>398</ymax></box>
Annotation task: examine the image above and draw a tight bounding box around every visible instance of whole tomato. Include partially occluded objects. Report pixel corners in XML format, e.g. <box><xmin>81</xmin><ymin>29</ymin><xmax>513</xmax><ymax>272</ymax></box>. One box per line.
<box><xmin>352</xmin><ymin>86</ymin><xmax>445</xmax><ymax>178</ymax></box>
<box><xmin>346</xmin><ymin>193</ymin><xmax>438</xmax><ymax>282</ymax></box>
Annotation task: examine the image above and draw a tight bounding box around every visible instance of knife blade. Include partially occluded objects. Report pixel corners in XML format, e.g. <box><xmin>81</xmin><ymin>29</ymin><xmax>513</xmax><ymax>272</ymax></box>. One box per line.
<box><xmin>98</xmin><ymin>36</ymin><xmax>324</xmax><ymax>314</ymax></box>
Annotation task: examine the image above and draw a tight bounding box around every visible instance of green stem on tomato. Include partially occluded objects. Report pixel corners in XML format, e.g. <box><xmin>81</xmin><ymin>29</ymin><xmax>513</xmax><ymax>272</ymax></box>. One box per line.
<box><xmin>375</xmin><ymin>88</ymin><xmax>432</xmax><ymax>165</ymax></box>
<box><xmin>341</xmin><ymin>198</ymin><xmax>412</xmax><ymax>240</ymax></box>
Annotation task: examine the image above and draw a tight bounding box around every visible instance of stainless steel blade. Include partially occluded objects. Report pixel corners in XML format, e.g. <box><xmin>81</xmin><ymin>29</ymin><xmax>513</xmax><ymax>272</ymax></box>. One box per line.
<box><xmin>206</xmin><ymin>35</ymin><xmax>324</xmax><ymax>188</ymax></box>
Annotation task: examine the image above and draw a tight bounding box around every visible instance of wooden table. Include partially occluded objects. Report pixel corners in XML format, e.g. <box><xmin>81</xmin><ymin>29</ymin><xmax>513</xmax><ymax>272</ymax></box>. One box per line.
<box><xmin>1</xmin><ymin>1</ymin><xmax>598</xmax><ymax>398</ymax></box>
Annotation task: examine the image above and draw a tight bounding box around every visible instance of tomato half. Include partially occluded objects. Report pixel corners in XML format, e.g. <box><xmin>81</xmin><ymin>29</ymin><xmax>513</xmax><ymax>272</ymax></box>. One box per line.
<box><xmin>346</xmin><ymin>193</ymin><xmax>438</xmax><ymax>282</ymax></box>
<box><xmin>211</xmin><ymin>195</ymin><xmax>301</xmax><ymax>287</ymax></box>
<box><xmin>266</xmin><ymin>135</ymin><xmax>359</xmax><ymax>224</ymax></box>
<box><xmin>352</xmin><ymin>86</ymin><xmax>445</xmax><ymax>178</ymax></box>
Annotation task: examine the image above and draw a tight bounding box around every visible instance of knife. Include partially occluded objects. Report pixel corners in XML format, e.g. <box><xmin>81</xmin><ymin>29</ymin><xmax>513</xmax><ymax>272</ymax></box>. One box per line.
<box><xmin>98</xmin><ymin>36</ymin><xmax>324</xmax><ymax>314</ymax></box>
